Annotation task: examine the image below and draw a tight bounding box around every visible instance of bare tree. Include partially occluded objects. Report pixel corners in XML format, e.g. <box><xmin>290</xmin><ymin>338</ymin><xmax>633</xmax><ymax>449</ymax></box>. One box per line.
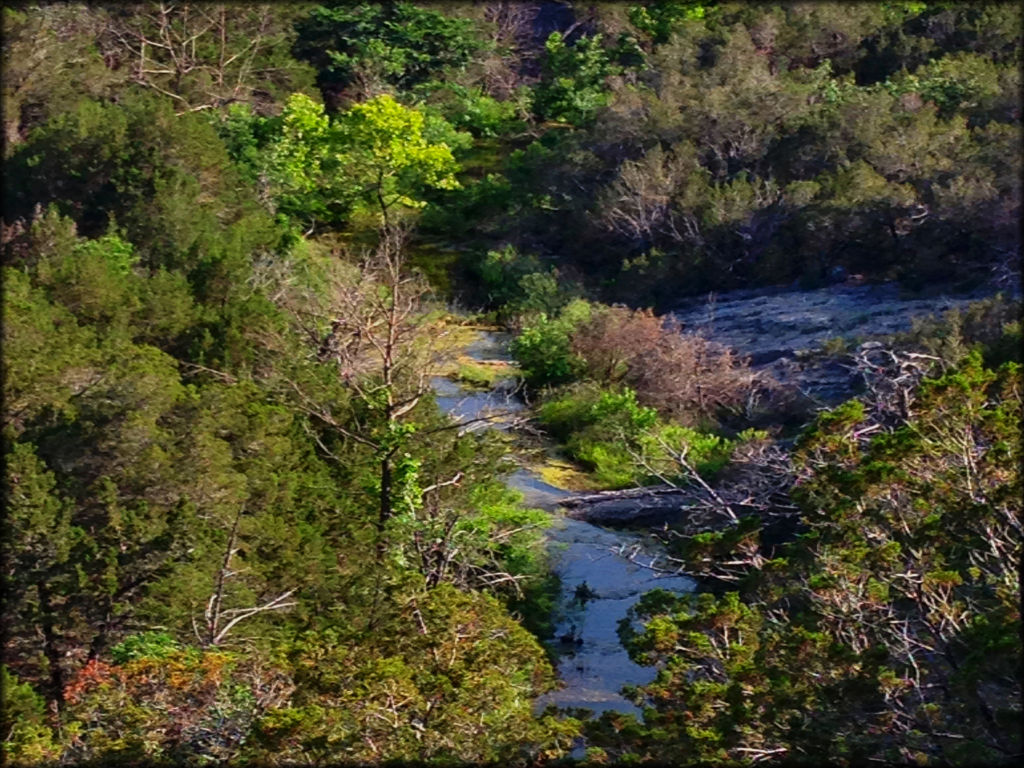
<box><xmin>597</xmin><ymin>146</ymin><xmax>703</xmax><ymax>249</ymax></box>
<box><xmin>479</xmin><ymin>1</ymin><xmax>541</xmax><ymax>98</ymax></box>
<box><xmin>615</xmin><ymin>432</ymin><xmax>800</xmax><ymax>583</ymax></box>
<box><xmin>277</xmin><ymin>225</ymin><xmax>442</xmax><ymax>557</ymax></box>
<box><xmin>844</xmin><ymin>342</ymin><xmax>944</xmax><ymax>427</ymax></box>
<box><xmin>98</xmin><ymin>2</ymin><xmax>307</xmax><ymax>114</ymax></box>
<box><xmin>269</xmin><ymin>227</ymin><xmax>514</xmax><ymax>564</ymax></box>
<box><xmin>196</xmin><ymin>505</ymin><xmax>297</xmax><ymax>647</ymax></box>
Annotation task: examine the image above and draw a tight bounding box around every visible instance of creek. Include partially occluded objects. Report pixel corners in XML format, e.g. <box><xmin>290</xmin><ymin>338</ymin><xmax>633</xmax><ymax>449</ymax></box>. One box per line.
<box><xmin>432</xmin><ymin>331</ymin><xmax>694</xmax><ymax>722</ymax></box>
<box><xmin>432</xmin><ymin>280</ymin><xmax>999</xmax><ymax>721</ymax></box>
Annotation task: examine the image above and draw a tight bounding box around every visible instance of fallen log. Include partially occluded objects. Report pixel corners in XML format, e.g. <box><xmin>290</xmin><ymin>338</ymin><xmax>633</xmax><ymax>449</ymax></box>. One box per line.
<box><xmin>558</xmin><ymin>485</ymin><xmax>704</xmax><ymax>526</ymax></box>
<box><xmin>559</xmin><ymin>484</ymin><xmax>684</xmax><ymax>508</ymax></box>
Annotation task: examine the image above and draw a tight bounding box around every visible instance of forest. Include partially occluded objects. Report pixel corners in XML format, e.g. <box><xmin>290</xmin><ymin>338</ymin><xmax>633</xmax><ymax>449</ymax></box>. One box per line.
<box><xmin>1</xmin><ymin>1</ymin><xmax>1020</xmax><ymax>765</ymax></box>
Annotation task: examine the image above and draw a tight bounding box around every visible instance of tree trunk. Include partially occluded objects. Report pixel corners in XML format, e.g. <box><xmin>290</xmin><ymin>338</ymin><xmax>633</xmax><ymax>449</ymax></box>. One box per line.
<box><xmin>37</xmin><ymin>582</ymin><xmax>66</xmax><ymax>715</ymax></box>
<box><xmin>376</xmin><ymin>450</ymin><xmax>396</xmax><ymax>562</ymax></box>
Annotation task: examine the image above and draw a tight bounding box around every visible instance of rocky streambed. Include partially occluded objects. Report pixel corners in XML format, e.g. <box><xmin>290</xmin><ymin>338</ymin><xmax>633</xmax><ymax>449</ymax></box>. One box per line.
<box><xmin>671</xmin><ymin>281</ymin><xmax>999</xmax><ymax>405</ymax></box>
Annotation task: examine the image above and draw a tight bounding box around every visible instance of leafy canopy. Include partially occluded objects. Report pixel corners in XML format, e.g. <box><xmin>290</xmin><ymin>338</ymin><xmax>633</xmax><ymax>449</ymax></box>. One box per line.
<box><xmin>265</xmin><ymin>92</ymin><xmax>463</xmax><ymax>230</ymax></box>
<box><xmin>293</xmin><ymin>2</ymin><xmax>481</xmax><ymax>99</ymax></box>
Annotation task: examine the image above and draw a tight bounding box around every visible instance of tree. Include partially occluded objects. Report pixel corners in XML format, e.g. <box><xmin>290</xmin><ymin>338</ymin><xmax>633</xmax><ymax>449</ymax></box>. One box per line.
<box><xmin>338</xmin><ymin>93</ymin><xmax>463</xmax><ymax>231</ymax></box>
<box><xmin>2</xmin><ymin>213</ymin><xmax>321</xmax><ymax>714</ymax></box>
<box><xmin>3</xmin><ymin>337</ymin><xmax>203</xmax><ymax>713</ymax></box>
<box><xmin>510</xmin><ymin>299</ymin><xmax>591</xmax><ymax>388</ymax></box>
<box><xmin>60</xmin><ymin>639</ymin><xmax>292</xmax><ymax>764</ymax></box>
<box><xmin>293</xmin><ymin>1</ymin><xmax>481</xmax><ymax>108</ymax></box>
<box><xmin>569</xmin><ymin>304</ymin><xmax>758</xmax><ymax>426</ymax></box>
<box><xmin>262</xmin><ymin>92</ymin><xmax>355</xmax><ymax>229</ymax></box>
<box><xmin>264</xmin><ymin>228</ymin><xmax>448</xmax><ymax>580</ymax></box>
<box><xmin>252</xmin><ymin>585</ymin><xmax>578</xmax><ymax>765</ymax></box>
<box><xmin>264</xmin><ymin>92</ymin><xmax>463</xmax><ymax>232</ymax></box>
<box><xmin>629</xmin><ymin>1</ymin><xmax>710</xmax><ymax>46</ymax></box>
<box><xmin>533</xmin><ymin>32</ymin><xmax>619</xmax><ymax>125</ymax></box>
<box><xmin>96</xmin><ymin>1</ymin><xmax>316</xmax><ymax>115</ymax></box>
<box><xmin>0</xmin><ymin>665</ymin><xmax>60</xmax><ymax>763</ymax></box>
<box><xmin>589</xmin><ymin>354</ymin><xmax>1022</xmax><ymax>764</ymax></box>
<box><xmin>596</xmin><ymin>143</ymin><xmax>706</xmax><ymax>251</ymax></box>
<box><xmin>1</xmin><ymin>3</ymin><xmax>123</xmax><ymax>152</ymax></box>
<box><xmin>3</xmin><ymin>93</ymin><xmax>284</xmax><ymax>285</ymax></box>
<box><xmin>787</xmin><ymin>354</ymin><xmax>1022</xmax><ymax>762</ymax></box>
<box><xmin>260</xmin><ymin>228</ymin><xmax>546</xmax><ymax>613</ymax></box>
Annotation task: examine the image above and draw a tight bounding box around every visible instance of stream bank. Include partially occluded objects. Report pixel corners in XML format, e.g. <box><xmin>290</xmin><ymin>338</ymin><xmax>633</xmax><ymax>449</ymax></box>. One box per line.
<box><xmin>433</xmin><ymin>279</ymin><xmax>1009</xmax><ymax>723</ymax></box>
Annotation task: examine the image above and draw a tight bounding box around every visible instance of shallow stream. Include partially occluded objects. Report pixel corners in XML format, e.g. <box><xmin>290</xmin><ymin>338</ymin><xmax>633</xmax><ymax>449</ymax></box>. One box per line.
<box><xmin>435</xmin><ymin>279</ymin><xmax>1002</xmax><ymax>719</ymax></box>
<box><xmin>432</xmin><ymin>331</ymin><xmax>694</xmax><ymax>720</ymax></box>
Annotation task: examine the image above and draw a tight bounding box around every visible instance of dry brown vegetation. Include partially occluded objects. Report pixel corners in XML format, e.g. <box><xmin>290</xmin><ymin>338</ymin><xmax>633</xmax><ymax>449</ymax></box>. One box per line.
<box><xmin>570</xmin><ymin>304</ymin><xmax>761</xmax><ymax>425</ymax></box>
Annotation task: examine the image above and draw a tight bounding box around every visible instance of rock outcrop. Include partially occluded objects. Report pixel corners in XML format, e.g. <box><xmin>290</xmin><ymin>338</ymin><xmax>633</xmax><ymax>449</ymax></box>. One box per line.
<box><xmin>671</xmin><ymin>281</ymin><xmax>995</xmax><ymax>405</ymax></box>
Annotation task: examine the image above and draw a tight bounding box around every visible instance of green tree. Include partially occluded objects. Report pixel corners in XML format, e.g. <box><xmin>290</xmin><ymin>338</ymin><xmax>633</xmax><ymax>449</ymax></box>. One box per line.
<box><xmin>263</xmin><ymin>92</ymin><xmax>355</xmax><ymax>229</ymax></box>
<box><xmin>3</xmin><ymin>93</ymin><xmax>285</xmax><ymax>286</ymax></box>
<box><xmin>0</xmin><ymin>665</ymin><xmax>60</xmax><ymax>763</ymax></box>
<box><xmin>293</xmin><ymin>1</ymin><xmax>481</xmax><ymax>106</ymax></box>
<box><xmin>252</xmin><ymin>584</ymin><xmax>578</xmax><ymax>765</ymax></box>
<box><xmin>1</xmin><ymin>3</ymin><xmax>117</xmax><ymax>151</ymax></box>
<box><xmin>533</xmin><ymin>32</ymin><xmax>619</xmax><ymax>126</ymax></box>
<box><xmin>264</xmin><ymin>92</ymin><xmax>463</xmax><ymax>232</ymax></box>
<box><xmin>628</xmin><ymin>1</ymin><xmax>711</xmax><ymax>45</ymax></box>
<box><xmin>338</xmin><ymin>93</ymin><xmax>462</xmax><ymax>231</ymax></box>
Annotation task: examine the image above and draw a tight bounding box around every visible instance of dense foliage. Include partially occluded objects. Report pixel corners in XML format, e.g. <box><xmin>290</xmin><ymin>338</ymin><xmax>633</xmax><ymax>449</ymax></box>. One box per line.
<box><xmin>588</xmin><ymin>354</ymin><xmax>1021</xmax><ymax>764</ymax></box>
<box><xmin>3</xmin><ymin>1</ymin><xmax>1020</xmax><ymax>765</ymax></box>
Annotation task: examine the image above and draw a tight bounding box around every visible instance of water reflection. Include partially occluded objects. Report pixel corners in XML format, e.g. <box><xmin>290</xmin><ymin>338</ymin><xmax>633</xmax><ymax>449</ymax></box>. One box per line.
<box><xmin>534</xmin><ymin>516</ymin><xmax>694</xmax><ymax>717</ymax></box>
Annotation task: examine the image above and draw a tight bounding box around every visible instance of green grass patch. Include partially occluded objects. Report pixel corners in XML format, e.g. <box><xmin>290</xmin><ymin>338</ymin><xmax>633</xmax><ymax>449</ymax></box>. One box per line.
<box><xmin>535</xmin><ymin>458</ymin><xmax>600</xmax><ymax>492</ymax></box>
<box><xmin>455</xmin><ymin>361</ymin><xmax>503</xmax><ymax>389</ymax></box>
<box><xmin>432</xmin><ymin>325</ymin><xmax>521</xmax><ymax>381</ymax></box>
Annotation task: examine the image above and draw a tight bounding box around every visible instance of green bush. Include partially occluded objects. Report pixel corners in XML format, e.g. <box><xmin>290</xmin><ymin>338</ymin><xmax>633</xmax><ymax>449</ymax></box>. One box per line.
<box><xmin>510</xmin><ymin>299</ymin><xmax>591</xmax><ymax>387</ymax></box>
<box><xmin>475</xmin><ymin>244</ymin><xmax>572</xmax><ymax>318</ymax></box>
<box><xmin>536</xmin><ymin>382</ymin><xmax>607</xmax><ymax>440</ymax></box>
<box><xmin>571</xmin><ymin>439</ymin><xmax>638</xmax><ymax>488</ymax></box>
<box><xmin>415</xmin><ymin>82</ymin><xmax>523</xmax><ymax>137</ymax></box>
<box><xmin>0</xmin><ymin>666</ymin><xmax>59</xmax><ymax>763</ymax></box>
<box><xmin>894</xmin><ymin>295</ymin><xmax>1023</xmax><ymax>368</ymax></box>
<box><xmin>110</xmin><ymin>631</ymin><xmax>182</xmax><ymax>664</ymax></box>
<box><xmin>538</xmin><ymin>384</ymin><xmax>734</xmax><ymax>489</ymax></box>
<box><xmin>533</xmin><ymin>32</ymin><xmax>618</xmax><ymax>126</ymax></box>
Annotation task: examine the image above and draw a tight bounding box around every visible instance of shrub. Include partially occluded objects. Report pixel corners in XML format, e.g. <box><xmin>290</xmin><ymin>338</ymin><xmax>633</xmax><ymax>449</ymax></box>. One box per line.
<box><xmin>0</xmin><ymin>666</ymin><xmax>59</xmax><ymax>764</ymax></box>
<box><xmin>110</xmin><ymin>631</ymin><xmax>181</xmax><ymax>664</ymax></box>
<box><xmin>475</xmin><ymin>244</ymin><xmax>571</xmax><ymax>318</ymax></box>
<box><xmin>511</xmin><ymin>299</ymin><xmax>591</xmax><ymax>388</ymax></box>
<box><xmin>537</xmin><ymin>384</ymin><xmax>735</xmax><ymax>489</ymax></box>
<box><xmin>571</xmin><ymin>304</ymin><xmax>758</xmax><ymax>426</ymax></box>
<box><xmin>414</xmin><ymin>82</ymin><xmax>522</xmax><ymax>137</ymax></box>
<box><xmin>894</xmin><ymin>294</ymin><xmax>1022</xmax><ymax>368</ymax></box>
